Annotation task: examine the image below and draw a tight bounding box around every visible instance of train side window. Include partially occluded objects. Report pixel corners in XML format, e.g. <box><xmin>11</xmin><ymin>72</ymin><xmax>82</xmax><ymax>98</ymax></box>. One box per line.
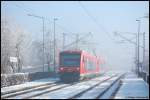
<box><xmin>83</xmin><ymin>56</ymin><xmax>85</xmax><ymax>63</ymax></box>
<box><xmin>85</xmin><ymin>58</ymin><xmax>88</xmax><ymax>69</ymax></box>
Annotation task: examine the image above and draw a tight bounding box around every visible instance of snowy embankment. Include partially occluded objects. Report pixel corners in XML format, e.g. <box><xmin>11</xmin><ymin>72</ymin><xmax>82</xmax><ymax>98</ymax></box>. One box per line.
<box><xmin>1</xmin><ymin>73</ymin><xmax>29</xmax><ymax>88</ymax></box>
<box><xmin>1</xmin><ymin>72</ymin><xmax>58</xmax><ymax>88</ymax></box>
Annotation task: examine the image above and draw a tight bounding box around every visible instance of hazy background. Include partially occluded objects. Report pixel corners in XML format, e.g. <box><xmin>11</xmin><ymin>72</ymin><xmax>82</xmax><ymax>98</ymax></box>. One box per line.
<box><xmin>1</xmin><ymin>1</ymin><xmax>149</xmax><ymax>72</ymax></box>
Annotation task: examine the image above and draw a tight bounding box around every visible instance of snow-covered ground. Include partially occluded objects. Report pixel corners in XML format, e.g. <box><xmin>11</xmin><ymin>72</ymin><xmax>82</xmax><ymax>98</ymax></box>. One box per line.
<box><xmin>1</xmin><ymin>77</ymin><xmax>59</xmax><ymax>95</ymax></box>
<box><xmin>114</xmin><ymin>72</ymin><xmax>149</xmax><ymax>99</ymax></box>
<box><xmin>2</xmin><ymin>73</ymin><xmax>114</xmax><ymax>99</ymax></box>
<box><xmin>77</xmin><ymin>75</ymin><xmax>122</xmax><ymax>99</ymax></box>
<box><xmin>31</xmin><ymin>73</ymin><xmax>117</xmax><ymax>99</ymax></box>
<box><xmin>4</xmin><ymin>71</ymin><xmax>147</xmax><ymax>99</ymax></box>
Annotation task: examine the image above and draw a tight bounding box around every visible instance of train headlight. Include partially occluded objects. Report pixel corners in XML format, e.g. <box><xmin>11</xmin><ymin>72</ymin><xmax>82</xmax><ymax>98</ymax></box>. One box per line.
<box><xmin>60</xmin><ymin>67</ymin><xmax>64</xmax><ymax>70</ymax></box>
<box><xmin>76</xmin><ymin>67</ymin><xmax>80</xmax><ymax>71</ymax></box>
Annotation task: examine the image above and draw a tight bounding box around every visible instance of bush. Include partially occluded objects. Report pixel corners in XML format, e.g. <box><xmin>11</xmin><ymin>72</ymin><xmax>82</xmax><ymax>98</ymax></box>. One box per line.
<box><xmin>1</xmin><ymin>72</ymin><xmax>57</xmax><ymax>88</ymax></box>
<box><xmin>1</xmin><ymin>73</ymin><xmax>29</xmax><ymax>88</ymax></box>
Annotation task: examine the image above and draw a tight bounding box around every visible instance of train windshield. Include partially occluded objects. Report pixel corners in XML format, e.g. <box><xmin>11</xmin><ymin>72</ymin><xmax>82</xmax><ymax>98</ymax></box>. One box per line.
<box><xmin>60</xmin><ymin>53</ymin><xmax>81</xmax><ymax>66</ymax></box>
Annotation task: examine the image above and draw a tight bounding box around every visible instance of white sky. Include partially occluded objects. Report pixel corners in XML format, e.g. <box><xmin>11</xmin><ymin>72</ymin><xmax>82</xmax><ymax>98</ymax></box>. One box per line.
<box><xmin>1</xmin><ymin>1</ymin><xmax>149</xmax><ymax>71</ymax></box>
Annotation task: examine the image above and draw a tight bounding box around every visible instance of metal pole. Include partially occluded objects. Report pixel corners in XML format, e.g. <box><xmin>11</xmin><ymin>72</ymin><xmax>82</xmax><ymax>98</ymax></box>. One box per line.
<box><xmin>54</xmin><ymin>18</ymin><xmax>57</xmax><ymax>73</ymax></box>
<box><xmin>42</xmin><ymin>17</ymin><xmax>45</xmax><ymax>72</ymax></box>
<box><xmin>76</xmin><ymin>34</ymin><xmax>79</xmax><ymax>50</ymax></box>
<box><xmin>16</xmin><ymin>46</ymin><xmax>19</xmax><ymax>72</ymax></box>
<box><xmin>143</xmin><ymin>32</ymin><xmax>145</xmax><ymax>62</ymax></box>
<box><xmin>136</xmin><ymin>20</ymin><xmax>141</xmax><ymax>77</ymax></box>
<box><xmin>142</xmin><ymin>32</ymin><xmax>145</xmax><ymax>71</ymax></box>
<box><xmin>27</xmin><ymin>14</ymin><xmax>45</xmax><ymax>72</ymax></box>
<box><xmin>49</xmin><ymin>33</ymin><xmax>51</xmax><ymax>72</ymax></box>
<box><xmin>135</xmin><ymin>34</ymin><xmax>137</xmax><ymax>74</ymax></box>
<box><xmin>62</xmin><ymin>33</ymin><xmax>66</xmax><ymax>50</ymax></box>
<box><xmin>54</xmin><ymin>19</ymin><xmax>55</xmax><ymax>73</ymax></box>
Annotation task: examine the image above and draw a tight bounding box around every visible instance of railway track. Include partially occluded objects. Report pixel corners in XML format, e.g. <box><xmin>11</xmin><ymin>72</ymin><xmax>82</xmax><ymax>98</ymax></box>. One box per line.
<box><xmin>2</xmin><ymin>73</ymin><xmax>125</xmax><ymax>99</ymax></box>
<box><xmin>31</xmin><ymin>73</ymin><xmax>124</xmax><ymax>99</ymax></box>
<box><xmin>97</xmin><ymin>74</ymin><xmax>125</xmax><ymax>99</ymax></box>
<box><xmin>1</xmin><ymin>80</ymin><xmax>61</xmax><ymax>99</ymax></box>
<box><xmin>2</xmin><ymin>81</ymin><xmax>77</xmax><ymax>99</ymax></box>
<box><xmin>71</xmin><ymin>73</ymin><xmax>125</xmax><ymax>99</ymax></box>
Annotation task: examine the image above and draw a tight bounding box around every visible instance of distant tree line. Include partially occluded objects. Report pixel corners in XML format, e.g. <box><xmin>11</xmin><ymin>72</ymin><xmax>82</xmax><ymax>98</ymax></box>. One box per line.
<box><xmin>1</xmin><ymin>16</ymin><xmax>57</xmax><ymax>74</ymax></box>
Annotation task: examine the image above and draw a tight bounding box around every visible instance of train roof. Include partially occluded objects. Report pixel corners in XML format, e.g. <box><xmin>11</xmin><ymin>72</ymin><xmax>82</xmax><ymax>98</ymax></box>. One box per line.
<box><xmin>60</xmin><ymin>50</ymin><xmax>98</xmax><ymax>57</ymax></box>
<box><xmin>60</xmin><ymin>50</ymin><xmax>83</xmax><ymax>54</ymax></box>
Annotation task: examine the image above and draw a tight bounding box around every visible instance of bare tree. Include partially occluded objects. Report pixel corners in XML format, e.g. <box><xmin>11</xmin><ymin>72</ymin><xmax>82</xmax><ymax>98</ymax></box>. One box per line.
<box><xmin>1</xmin><ymin>16</ymin><xmax>27</xmax><ymax>73</ymax></box>
<box><xmin>1</xmin><ymin>17</ymin><xmax>13</xmax><ymax>73</ymax></box>
<box><xmin>15</xmin><ymin>34</ymin><xmax>24</xmax><ymax>72</ymax></box>
<box><xmin>30</xmin><ymin>40</ymin><xmax>43</xmax><ymax>66</ymax></box>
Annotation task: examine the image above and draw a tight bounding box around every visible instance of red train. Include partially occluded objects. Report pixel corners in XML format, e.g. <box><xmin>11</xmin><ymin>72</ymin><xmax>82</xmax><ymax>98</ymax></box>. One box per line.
<box><xmin>59</xmin><ymin>50</ymin><xmax>100</xmax><ymax>82</ymax></box>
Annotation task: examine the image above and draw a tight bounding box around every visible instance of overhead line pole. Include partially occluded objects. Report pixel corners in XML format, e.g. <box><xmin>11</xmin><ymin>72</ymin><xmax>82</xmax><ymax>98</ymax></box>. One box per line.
<box><xmin>136</xmin><ymin>19</ymin><xmax>141</xmax><ymax>77</ymax></box>
<box><xmin>114</xmin><ymin>31</ymin><xmax>138</xmax><ymax>75</ymax></box>
<box><xmin>27</xmin><ymin>14</ymin><xmax>45</xmax><ymax>72</ymax></box>
<box><xmin>142</xmin><ymin>32</ymin><xmax>145</xmax><ymax>73</ymax></box>
<box><xmin>53</xmin><ymin>18</ymin><xmax>58</xmax><ymax>73</ymax></box>
<box><xmin>42</xmin><ymin>17</ymin><xmax>45</xmax><ymax>72</ymax></box>
<box><xmin>62</xmin><ymin>33</ymin><xmax>66</xmax><ymax>50</ymax></box>
<box><xmin>76</xmin><ymin>34</ymin><xmax>79</xmax><ymax>50</ymax></box>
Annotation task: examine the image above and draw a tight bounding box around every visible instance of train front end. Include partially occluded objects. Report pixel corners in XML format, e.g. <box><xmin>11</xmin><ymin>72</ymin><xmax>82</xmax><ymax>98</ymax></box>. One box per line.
<box><xmin>59</xmin><ymin>51</ymin><xmax>81</xmax><ymax>82</ymax></box>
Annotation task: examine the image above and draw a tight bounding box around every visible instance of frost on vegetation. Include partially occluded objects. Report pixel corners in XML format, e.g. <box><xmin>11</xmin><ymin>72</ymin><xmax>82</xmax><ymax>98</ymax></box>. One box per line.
<box><xmin>1</xmin><ymin>16</ymin><xmax>53</xmax><ymax>74</ymax></box>
<box><xmin>1</xmin><ymin>16</ymin><xmax>30</xmax><ymax>74</ymax></box>
<box><xmin>1</xmin><ymin>73</ymin><xmax>29</xmax><ymax>88</ymax></box>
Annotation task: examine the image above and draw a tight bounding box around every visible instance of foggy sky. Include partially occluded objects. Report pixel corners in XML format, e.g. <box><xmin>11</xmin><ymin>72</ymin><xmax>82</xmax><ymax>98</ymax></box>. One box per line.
<box><xmin>1</xmin><ymin>1</ymin><xmax>149</xmax><ymax>71</ymax></box>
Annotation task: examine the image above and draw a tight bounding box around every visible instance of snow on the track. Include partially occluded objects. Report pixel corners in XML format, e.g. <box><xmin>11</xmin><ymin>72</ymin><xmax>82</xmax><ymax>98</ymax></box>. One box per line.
<box><xmin>8</xmin><ymin>84</ymin><xmax>68</xmax><ymax>99</ymax></box>
<box><xmin>32</xmin><ymin>75</ymin><xmax>114</xmax><ymax>99</ymax></box>
<box><xmin>1</xmin><ymin>77</ymin><xmax>59</xmax><ymax>94</ymax></box>
<box><xmin>77</xmin><ymin>75</ymin><xmax>121</xmax><ymax>99</ymax></box>
<box><xmin>2</xmin><ymin>72</ymin><xmax>121</xmax><ymax>99</ymax></box>
<box><xmin>99</xmin><ymin>77</ymin><xmax>121</xmax><ymax>99</ymax></box>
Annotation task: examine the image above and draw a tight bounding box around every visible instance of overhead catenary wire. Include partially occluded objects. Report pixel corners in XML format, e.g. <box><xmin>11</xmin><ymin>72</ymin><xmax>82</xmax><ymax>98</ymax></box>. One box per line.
<box><xmin>11</xmin><ymin>2</ymin><xmax>73</xmax><ymax>35</ymax></box>
<box><xmin>10</xmin><ymin>3</ymin><xmax>74</xmax><ymax>51</ymax></box>
<box><xmin>11</xmin><ymin>2</ymin><xmax>93</xmax><ymax>39</ymax></box>
<box><xmin>78</xmin><ymin>1</ymin><xmax>115</xmax><ymax>42</ymax></box>
<box><xmin>4</xmin><ymin>2</ymin><xmax>77</xmax><ymax>43</ymax></box>
<box><xmin>64</xmin><ymin>32</ymin><xmax>93</xmax><ymax>49</ymax></box>
<box><xmin>115</xmin><ymin>31</ymin><xmax>144</xmax><ymax>43</ymax></box>
<box><xmin>7</xmin><ymin>2</ymin><xmax>98</xmax><ymax>52</ymax></box>
<box><xmin>7</xmin><ymin>3</ymin><xmax>39</xmax><ymax>50</ymax></box>
<box><xmin>15</xmin><ymin>4</ymin><xmax>32</xmax><ymax>14</ymax></box>
<box><xmin>19</xmin><ymin>2</ymin><xmax>35</xmax><ymax>13</ymax></box>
